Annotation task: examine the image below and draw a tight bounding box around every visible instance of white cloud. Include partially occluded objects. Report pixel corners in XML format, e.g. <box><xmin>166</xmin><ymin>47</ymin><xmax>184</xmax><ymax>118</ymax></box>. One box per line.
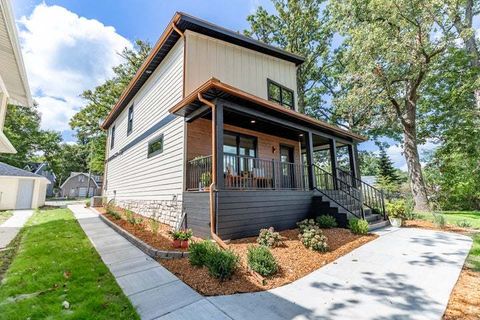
<box><xmin>18</xmin><ymin>4</ymin><xmax>132</xmax><ymax>133</ymax></box>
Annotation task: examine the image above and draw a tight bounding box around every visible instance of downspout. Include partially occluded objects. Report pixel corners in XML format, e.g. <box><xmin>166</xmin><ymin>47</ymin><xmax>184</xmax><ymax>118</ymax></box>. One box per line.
<box><xmin>197</xmin><ymin>93</ymin><xmax>228</xmax><ymax>249</ymax></box>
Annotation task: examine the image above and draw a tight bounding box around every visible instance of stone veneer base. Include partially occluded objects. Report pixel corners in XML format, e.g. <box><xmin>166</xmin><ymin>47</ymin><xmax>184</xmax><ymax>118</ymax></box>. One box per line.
<box><xmin>98</xmin><ymin>213</ymin><xmax>189</xmax><ymax>259</ymax></box>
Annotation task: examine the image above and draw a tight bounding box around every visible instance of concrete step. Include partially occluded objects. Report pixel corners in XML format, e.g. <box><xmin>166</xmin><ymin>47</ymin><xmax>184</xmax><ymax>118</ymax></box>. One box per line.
<box><xmin>365</xmin><ymin>214</ymin><xmax>382</xmax><ymax>223</ymax></box>
<box><xmin>368</xmin><ymin>220</ymin><xmax>390</xmax><ymax>231</ymax></box>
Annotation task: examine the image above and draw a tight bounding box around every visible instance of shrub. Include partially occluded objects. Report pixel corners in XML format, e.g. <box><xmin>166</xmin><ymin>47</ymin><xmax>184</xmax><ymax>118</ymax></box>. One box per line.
<box><xmin>433</xmin><ymin>213</ymin><xmax>446</xmax><ymax>229</ymax></box>
<box><xmin>349</xmin><ymin>218</ymin><xmax>369</xmax><ymax>235</ymax></box>
<box><xmin>124</xmin><ymin>209</ymin><xmax>136</xmax><ymax>224</ymax></box>
<box><xmin>85</xmin><ymin>199</ymin><xmax>91</xmax><ymax>207</ymax></box>
<box><xmin>297</xmin><ymin>219</ymin><xmax>317</xmax><ymax>233</ymax></box>
<box><xmin>316</xmin><ymin>215</ymin><xmax>337</xmax><ymax>228</ymax></box>
<box><xmin>298</xmin><ymin>226</ymin><xmax>329</xmax><ymax>252</ymax></box>
<box><xmin>106</xmin><ymin>205</ymin><xmax>121</xmax><ymax>220</ymax></box>
<box><xmin>205</xmin><ymin>248</ymin><xmax>239</xmax><ymax>281</ymax></box>
<box><xmin>257</xmin><ymin>227</ymin><xmax>281</xmax><ymax>247</ymax></box>
<box><xmin>170</xmin><ymin>229</ymin><xmax>193</xmax><ymax>241</ymax></box>
<box><xmin>247</xmin><ymin>245</ymin><xmax>278</xmax><ymax>276</ymax></box>
<box><xmin>456</xmin><ymin>220</ymin><xmax>472</xmax><ymax>228</ymax></box>
<box><xmin>149</xmin><ymin>217</ymin><xmax>160</xmax><ymax>235</ymax></box>
<box><xmin>386</xmin><ymin>199</ymin><xmax>408</xmax><ymax>219</ymax></box>
<box><xmin>188</xmin><ymin>241</ymin><xmax>217</xmax><ymax>267</ymax></box>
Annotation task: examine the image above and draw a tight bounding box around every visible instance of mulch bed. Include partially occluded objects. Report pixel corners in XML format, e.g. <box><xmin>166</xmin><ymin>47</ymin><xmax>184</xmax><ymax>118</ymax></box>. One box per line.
<box><xmin>159</xmin><ymin>228</ymin><xmax>377</xmax><ymax>296</ymax></box>
<box><xmin>99</xmin><ymin>207</ymin><xmax>199</xmax><ymax>252</ymax></box>
<box><xmin>405</xmin><ymin>219</ymin><xmax>480</xmax><ymax>319</ymax></box>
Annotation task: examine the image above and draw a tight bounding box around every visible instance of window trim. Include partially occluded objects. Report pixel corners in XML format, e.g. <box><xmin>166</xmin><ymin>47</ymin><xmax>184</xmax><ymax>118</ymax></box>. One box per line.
<box><xmin>127</xmin><ymin>104</ymin><xmax>134</xmax><ymax>136</ymax></box>
<box><xmin>223</xmin><ymin>130</ymin><xmax>258</xmax><ymax>158</ymax></box>
<box><xmin>110</xmin><ymin>125</ymin><xmax>115</xmax><ymax>149</ymax></box>
<box><xmin>267</xmin><ymin>79</ymin><xmax>295</xmax><ymax>110</ymax></box>
<box><xmin>147</xmin><ymin>134</ymin><xmax>164</xmax><ymax>158</ymax></box>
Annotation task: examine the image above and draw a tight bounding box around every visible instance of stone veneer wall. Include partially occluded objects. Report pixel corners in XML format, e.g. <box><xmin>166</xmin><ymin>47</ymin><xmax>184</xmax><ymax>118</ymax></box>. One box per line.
<box><xmin>115</xmin><ymin>197</ymin><xmax>184</xmax><ymax>229</ymax></box>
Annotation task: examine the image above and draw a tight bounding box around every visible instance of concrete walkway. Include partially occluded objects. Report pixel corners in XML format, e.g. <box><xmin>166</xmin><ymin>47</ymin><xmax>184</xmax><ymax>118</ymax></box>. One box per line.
<box><xmin>70</xmin><ymin>205</ymin><xmax>472</xmax><ymax>320</ymax></box>
<box><xmin>0</xmin><ymin>210</ymin><xmax>34</xmax><ymax>249</ymax></box>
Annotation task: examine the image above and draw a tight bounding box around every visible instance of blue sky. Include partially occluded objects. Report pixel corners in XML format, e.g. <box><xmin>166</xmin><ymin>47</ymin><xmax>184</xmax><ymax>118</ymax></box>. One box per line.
<box><xmin>11</xmin><ymin>0</ymin><xmax>427</xmax><ymax>170</ymax></box>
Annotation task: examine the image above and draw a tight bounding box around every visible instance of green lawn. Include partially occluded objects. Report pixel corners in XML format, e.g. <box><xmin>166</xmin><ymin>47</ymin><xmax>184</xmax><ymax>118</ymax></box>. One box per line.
<box><xmin>416</xmin><ymin>211</ymin><xmax>480</xmax><ymax>229</ymax></box>
<box><xmin>0</xmin><ymin>208</ymin><xmax>139</xmax><ymax>319</ymax></box>
<box><xmin>0</xmin><ymin>211</ymin><xmax>13</xmax><ymax>225</ymax></box>
<box><xmin>466</xmin><ymin>233</ymin><xmax>480</xmax><ymax>272</ymax></box>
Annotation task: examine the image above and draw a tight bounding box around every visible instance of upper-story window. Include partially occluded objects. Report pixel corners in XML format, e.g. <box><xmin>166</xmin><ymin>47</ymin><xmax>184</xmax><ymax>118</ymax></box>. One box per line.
<box><xmin>110</xmin><ymin>125</ymin><xmax>116</xmax><ymax>149</ymax></box>
<box><xmin>78</xmin><ymin>175</ymin><xmax>85</xmax><ymax>183</ymax></box>
<box><xmin>267</xmin><ymin>79</ymin><xmax>294</xmax><ymax>110</ymax></box>
<box><xmin>127</xmin><ymin>105</ymin><xmax>134</xmax><ymax>135</ymax></box>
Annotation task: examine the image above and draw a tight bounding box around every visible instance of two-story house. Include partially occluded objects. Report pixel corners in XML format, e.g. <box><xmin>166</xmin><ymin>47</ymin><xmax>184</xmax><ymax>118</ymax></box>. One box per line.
<box><xmin>102</xmin><ymin>12</ymin><xmax>388</xmax><ymax>240</ymax></box>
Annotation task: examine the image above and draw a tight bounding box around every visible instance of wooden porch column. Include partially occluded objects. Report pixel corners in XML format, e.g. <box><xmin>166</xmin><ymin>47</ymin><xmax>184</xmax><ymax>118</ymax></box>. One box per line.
<box><xmin>213</xmin><ymin>101</ymin><xmax>224</xmax><ymax>189</ymax></box>
<box><xmin>329</xmin><ymin>139</ymin><xmax>338</xmax><ymax>189</ymax></box>
<box><xmin>348</xmin><ymin>144</ymin><xmax>360</xmax><ymax>187</ymax></box>
<box><xmin>305</xmin><ymin>131</ymin><xmax>315</xmax><ymax>190</ymax></box>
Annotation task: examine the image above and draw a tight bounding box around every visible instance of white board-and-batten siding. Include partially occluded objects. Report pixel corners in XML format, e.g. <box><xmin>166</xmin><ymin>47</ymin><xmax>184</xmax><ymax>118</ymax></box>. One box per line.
<box><xmin>184</xmin><ymin>30</ymin><xmax>298</xmax><ymax>110</ymax></box>
<box><xmin>105</xmin><ymin>38</ymin><xmax>185</xmax><ymax>202</ymax></box>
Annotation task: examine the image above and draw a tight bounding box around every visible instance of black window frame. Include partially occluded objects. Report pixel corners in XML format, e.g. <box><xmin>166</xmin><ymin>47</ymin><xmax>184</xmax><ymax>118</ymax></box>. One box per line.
<box><xmin>127</xmin><ymin>104</ymin><xmax>134</xmax><ymax>136</ymax></box>
<box><xmin>110</xmin><ymin>125</ymin><xmax>115</xmax><ymax>149</ymax></box>
<box><xmin>223</xmin><ymin>131</ymin><xmax>258</xmax><ymax>158</ymax></box>
<box><xmin>147</xmin><ymin>134</ymin><xmax>164</xmax><ymax>158</ymax></box>
<box><xmin>267</xmin><ymin>79</ymin><xmax>295</xmax><ymax>110</ymax></box>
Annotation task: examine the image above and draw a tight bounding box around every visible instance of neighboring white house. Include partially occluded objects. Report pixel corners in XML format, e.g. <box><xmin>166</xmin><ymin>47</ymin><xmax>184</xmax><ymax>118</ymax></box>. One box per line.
<box><xmin>0</xmin><ymin>0</ymin><xmax>49</xmax><ymax>209</ymax></box>
<box><xmin>0</xmin><ymin>162</ymin><xmax>49</xmax><ymax>210</ymax></box>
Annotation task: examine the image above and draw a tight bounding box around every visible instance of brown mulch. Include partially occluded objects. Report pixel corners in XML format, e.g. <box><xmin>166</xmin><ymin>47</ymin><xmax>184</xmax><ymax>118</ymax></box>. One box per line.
<box><xmin>159</xmin><ymin>228</ymin><xmax>377</xmax><ymax>296</ymax></box>
<box><xmin>405</xmin><ymin>219</ymin><xmax>480</xmax><ymax>319</ymax></box>
<box><xmin>100</xmin><ymin>208</ymin><xmax>200</xmax><ymax>252</ymax></box>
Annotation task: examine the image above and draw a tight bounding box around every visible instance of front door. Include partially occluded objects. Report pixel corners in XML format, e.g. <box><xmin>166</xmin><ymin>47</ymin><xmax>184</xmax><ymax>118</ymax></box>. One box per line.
<box><xmin>280</xmin><ymin>145</ymin><xmax>295</xmax><ymax>189</ymax></box>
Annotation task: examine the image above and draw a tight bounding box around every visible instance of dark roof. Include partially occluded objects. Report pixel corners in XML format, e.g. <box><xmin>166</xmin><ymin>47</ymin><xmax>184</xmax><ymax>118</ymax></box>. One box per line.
<box><xmin>0</xmin><ymin>162</ymin><xmax>43</xmax><ymax>178</ymax></box>
<box><xmin>102</xmin><ymin>12</ymin><xmax>304</xmax><ymax>129</ymax></box>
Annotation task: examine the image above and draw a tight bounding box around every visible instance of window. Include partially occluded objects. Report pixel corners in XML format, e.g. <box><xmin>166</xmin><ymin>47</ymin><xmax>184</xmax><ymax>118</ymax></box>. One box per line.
<box><xmin>127</xmin><ymin>105</ymin><xmax>134</xmax><ymax>135</ymax></box>
<box><xmin>267</xmin><ymin>79</ymin><xmax>294</xmax><ymax>109</ymax></box>
<box><xmin>223</xmin><ymin>132</ymin><xmax>257</xmax><ymax>174</ymax></box>
<box><xmin>148</xmin><ymin>134</ymin><xmax>164</xmax><ymax>158</ymax></box>
<box><xmin>110</xmin><ymin>125</ymin><xmax>115</xmax><ymax>149</ymax></box>
<box><xmin>78</xmin><ymin>175</ymin><xmax>85</xmax><ymax>183</ymax></box>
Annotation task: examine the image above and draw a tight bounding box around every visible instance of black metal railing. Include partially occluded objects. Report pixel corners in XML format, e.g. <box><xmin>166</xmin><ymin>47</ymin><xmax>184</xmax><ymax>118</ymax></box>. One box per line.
<box><xmin>187</xmin><ymin>154</ymin><xmax>307</xmax><ymax>191</ymax></box>
<box><xmin>186</xmin><ymin>156</ymin><xmax>213</xmax><ymax>191</ymax></box>
<box><xmin>336</xmin><ymin>168</ymin><xmax>386</xmax><ymax>219</ymax></box>
<box><xmin>313</xmin><ymin>164</ymin><xmax>363</xmax><ymax>219</ymax></box>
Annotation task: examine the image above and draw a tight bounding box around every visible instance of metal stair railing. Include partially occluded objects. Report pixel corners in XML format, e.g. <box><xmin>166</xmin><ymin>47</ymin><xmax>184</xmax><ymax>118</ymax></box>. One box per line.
<box><xmin>336</xmin><ymin>168</ymin><xmax>386</xmax><ymax>220</ymax></box>
<box><xmin>312</xmin><ymin>164</ymin><xmax>364</xmax><ymax>219</ymax></box>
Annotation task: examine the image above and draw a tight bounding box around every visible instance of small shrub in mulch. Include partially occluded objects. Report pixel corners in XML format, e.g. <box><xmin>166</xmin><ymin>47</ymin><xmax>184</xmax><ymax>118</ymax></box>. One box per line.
<box><xmin>257</xmin><ymin>227</ymin><xmax>281</xmax><ymax>247</ymax></box>
<box><xmin>316</xmin><ymin>215</ymin><xmax>338</xmax><ymax>228</ymax></box>
<box><xmin>433</xmin><ymin>213</ymin><xmax>446</xmax><ymax>229</ymax></box>
<box><xmin>298</xmin><ymin>225</ymin><xmax>329</xmax><ymax>252</ymax></box>
<box><xmin>297</xmin><ymin>219</ymin><xmax>317</xmax><ymax>233</ymax></box>
<box><xmin>349</xmin><ymin>218</ymin><xmax>369</xmax><ymax>235</ymax></box>
<box><xmin>247</xmin><ymin>245</ymin><xmax>278</xmax><ymax>277</ymax></box>
<box><xmin>205</xmin><ymin>248</ymin><xmax>239</xmax><ymax>281</ymax></box>
<box><xmin>188</xmin><ymin>241</ymin><xmax>217</xmax><ymax>267</ymax></box>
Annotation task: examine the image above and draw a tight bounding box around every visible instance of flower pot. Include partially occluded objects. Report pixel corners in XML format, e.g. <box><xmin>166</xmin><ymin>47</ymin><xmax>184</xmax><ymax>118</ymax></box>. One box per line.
<box><xmin>172</xmin><ymin>239</ymin><xmax>181</xmax><ymax>248</ymax></box>
<box><xmin>389</xmin><ymin>217</ymin><xmax>403</xmax><ymax>228</ymax></box>
<box><xmin>180</xmin><ymin>240</ymin><xmax>189</xmax><ymax>249</ymax></box>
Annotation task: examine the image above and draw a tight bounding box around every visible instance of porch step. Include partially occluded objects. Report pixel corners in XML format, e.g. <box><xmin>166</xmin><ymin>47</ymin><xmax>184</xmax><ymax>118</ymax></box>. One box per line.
<box><xmin>368</xmin><ymin>219</ymin><xmax>390</xmax><ymax>231</ymax></box>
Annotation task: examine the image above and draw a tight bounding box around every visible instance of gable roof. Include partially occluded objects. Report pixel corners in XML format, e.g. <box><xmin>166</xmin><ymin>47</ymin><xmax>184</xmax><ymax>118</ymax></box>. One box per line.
<box><xmin>0</xmin><ymin>161</ymin><xmax>45</xmax><ymax>178</ymax></box>
<box><xmin>101</xmin><ymin>12</ymin><xmax>304</xmax><ymax>129</ymax></box>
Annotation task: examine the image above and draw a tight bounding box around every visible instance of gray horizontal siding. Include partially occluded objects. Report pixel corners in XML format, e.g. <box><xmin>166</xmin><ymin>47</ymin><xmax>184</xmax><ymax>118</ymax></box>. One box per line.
<box><xmin>217</xmin><ymin>190</ymin><xmax>314</xmax><ymax>240</ymax></box>
<box><xmin>184</xmin><ymin>192</ymin><xmax>211</xmax><ymax>239</ymax></box>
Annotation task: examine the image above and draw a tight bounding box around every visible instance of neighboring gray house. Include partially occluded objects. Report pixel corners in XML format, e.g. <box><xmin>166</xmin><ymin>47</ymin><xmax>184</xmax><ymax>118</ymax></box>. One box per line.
<box><xmin>60</xmin><ymin>172</ymin><xmax>102</xmax><ymax>198</ymax></box>
<box><xmin>24</xmin><ymin>162</ymin><xmax>56</xmax><ymax>197</ymax></box>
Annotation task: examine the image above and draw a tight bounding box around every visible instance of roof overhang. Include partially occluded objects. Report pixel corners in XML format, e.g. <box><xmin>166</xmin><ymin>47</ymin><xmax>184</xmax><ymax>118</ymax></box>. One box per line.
<box><xmin>0</xmin><ymin>0</ymin><xmax>33</xmax><ymax>107</ymax></box>
<box><xmin>169</xmin><ymin>78</ymin><xmax>367</xmax><ymax>143</ymax></box>
<box><xmin>0</xmin><ymin>130</ymin><xmax>15</xmax><ymax>153</ymax></box>
<box><xmin>101</xmin><ymin>12</ymin><xmax>304</xmax><ymax>129</ymax></box>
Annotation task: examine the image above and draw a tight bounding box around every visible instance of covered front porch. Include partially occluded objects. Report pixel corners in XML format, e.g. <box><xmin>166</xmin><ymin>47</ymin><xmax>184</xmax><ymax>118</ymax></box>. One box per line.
<box><xmin>170</xmin><ymin>79</ymin><xmax>386</xmax><ymax>239</ymax></box>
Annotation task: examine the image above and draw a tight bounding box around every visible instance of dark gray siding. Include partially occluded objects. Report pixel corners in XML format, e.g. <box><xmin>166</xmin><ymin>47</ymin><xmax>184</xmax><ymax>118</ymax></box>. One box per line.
<box><xmin>183</xmin><ymin>192</ymin><xmax>211</xmax><ymax>239</ymax></box>
<box><xmin>216</xmin><ymin>190</ymin><xmax>314</xmax><ymax>240</ymax></box>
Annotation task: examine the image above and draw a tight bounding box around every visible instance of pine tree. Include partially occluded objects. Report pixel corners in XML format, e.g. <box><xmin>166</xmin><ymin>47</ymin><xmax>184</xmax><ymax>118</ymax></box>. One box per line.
<box><xmin>377</xmin><ymin>148</ymin><xmax>400</xmax><ymax>185</ymax></box>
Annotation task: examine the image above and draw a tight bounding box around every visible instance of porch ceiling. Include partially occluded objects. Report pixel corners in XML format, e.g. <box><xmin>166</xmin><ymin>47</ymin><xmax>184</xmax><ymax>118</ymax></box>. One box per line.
<box><xmin>169</xmin><ymin>78</ymin><xmax>367</xmax><ymax>143</ymax></box>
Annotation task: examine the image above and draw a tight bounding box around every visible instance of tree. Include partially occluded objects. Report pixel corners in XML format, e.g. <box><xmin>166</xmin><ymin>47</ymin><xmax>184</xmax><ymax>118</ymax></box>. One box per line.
<box><xmin>377</xmin><ymin>148</ymin><xmax>400</xmax><ymax>185</ymax></box>
<box><xmin>329</xmin><ymin>0</ymin><xmax>453</xmax><ymax>211</ymax></box>
<box><xmin>51</xmin><ymin>143</ymin><xmax>89</xmax><ymax>187</ymax></box>
<box><xmin>70</xmin><ymin>40</ymin><xmax>151</xmax><ymax>173</ymax></box>
<box><xmin>245</xmin><ymin>0</ymin><xmax>333</xmax><ymax>114</ymax></box>
<box><xmin>358</xmin><ymin>150</ymin><xmax>379</xmax><ymax>176</ymax></box>
<box><xmin>1</xmin><ymin>103</ymin><xmax>61</xmax><ymax>168</ymax></box>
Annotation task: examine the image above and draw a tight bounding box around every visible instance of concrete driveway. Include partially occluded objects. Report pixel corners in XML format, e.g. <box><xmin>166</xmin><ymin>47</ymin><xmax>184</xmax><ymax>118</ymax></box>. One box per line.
<box><xmin>206</xmin><ymin>228</ymin><xmax>472</xmax><ymax>320</ymax></box>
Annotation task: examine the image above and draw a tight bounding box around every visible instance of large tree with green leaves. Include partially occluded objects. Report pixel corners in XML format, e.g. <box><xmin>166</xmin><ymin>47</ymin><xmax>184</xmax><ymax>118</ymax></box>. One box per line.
<box><xmin>1</xmin><ymin>104</ymin><xmax>61</xmax><ymax>169</ymax></box>
<box><xmin>245</xmin><ymin>0</ymin><xmax>333</xmax><ymax>114</ymax></box>
<box><xmin>329</xmin><ymin>0</ymin><xmax>454</xmax><ymax>211</ymax></box>
<box><xmin>70</xmin><ymin>40</ymin><xmax>151</xmax><ymax>173</ymax></box>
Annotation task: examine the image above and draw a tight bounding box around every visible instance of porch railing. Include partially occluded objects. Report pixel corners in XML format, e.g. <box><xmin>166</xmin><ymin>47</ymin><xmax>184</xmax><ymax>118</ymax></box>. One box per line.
<box><xmin>186</xmin><ymin>155</ymin><xmax>307</xmax><ymax>191</ymax></box>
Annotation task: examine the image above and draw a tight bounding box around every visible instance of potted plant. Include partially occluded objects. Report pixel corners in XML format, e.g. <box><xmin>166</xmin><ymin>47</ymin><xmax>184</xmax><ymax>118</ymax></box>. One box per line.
<box><xmin>199</xmin><ymin>172</ymin><xmax>211</xmax><ymax>191</ymax></box>
<box><xmin>386</xmin><ymin>199</ymin><xmax>407</xmax><ymax>227</ymax></box>
<box><xmin>178</xmin><ymin>229</ymin><xmax>193</xmax><ymax>248</ymax></box>
<box><xmin>170</xmin><ymin>230</ymin><xmax>182</xmax><ymax>248</ymax></box>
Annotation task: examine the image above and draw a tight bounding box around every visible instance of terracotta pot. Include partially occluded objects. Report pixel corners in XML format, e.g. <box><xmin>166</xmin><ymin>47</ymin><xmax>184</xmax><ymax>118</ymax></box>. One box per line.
<box><xmin>180</xmin><ymin>240</ymin><xmax>189</xmax><ymax>249</ymax></box>
<box><xmin>172</xmin><ymin>239</ymin><xmax>181</xmax><ymax>248</ymax></box>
